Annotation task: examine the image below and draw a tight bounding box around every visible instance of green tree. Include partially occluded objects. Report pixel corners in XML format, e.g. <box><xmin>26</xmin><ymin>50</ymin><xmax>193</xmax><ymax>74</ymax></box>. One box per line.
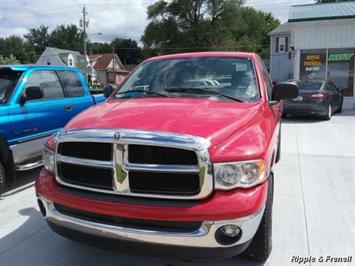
<box><xmin>112</xmin><ymin>38</ymin><xmax>142</xmax><ymax>65</ymax></box>
<box><xmin>49</xmin><ymin>24</ymin><xmax>85</xmax><ymax>53</ymax></box>
<box><xmin>141</xmin><ymin>0</ymin><xmax>279</xmax><ymax>58</ymax></box>
<box><xmin>24</xmin><ymin>25</ymin><xmax>50</xmax><ymax>56</ymax></box>
<box><xmin>0</xmin><ymin>54</ymin><xmax>20</xmax><ymax>64</ymax></box>
<box><xmin>88</xmin><ymin>38</ymin><xmax>143</xmax><ymax>65</ymax></box>
<box><xmin>0</xmin><ymin>36</ymin><xmax>36</xmax><ymax>63</ymax></box>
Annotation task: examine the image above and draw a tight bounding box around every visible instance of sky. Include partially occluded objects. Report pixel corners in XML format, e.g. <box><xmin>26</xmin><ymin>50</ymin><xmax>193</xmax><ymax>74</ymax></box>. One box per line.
<box><xmin>0</xmin><ymin>0</ymin><xmax>315</xmax><ymax>42</ymax></box>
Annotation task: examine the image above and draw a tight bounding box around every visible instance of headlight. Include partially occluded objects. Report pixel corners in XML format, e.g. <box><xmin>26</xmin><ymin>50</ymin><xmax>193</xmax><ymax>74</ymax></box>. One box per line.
<box><xmin>43</xmin><ymin>148</ymin><xmax>55</xmax><ymax>173</ymax></box>
<box><xmin>214</xmin><ymin>160</ymin><xmax>267</xmax><ymax>190</ymax></box>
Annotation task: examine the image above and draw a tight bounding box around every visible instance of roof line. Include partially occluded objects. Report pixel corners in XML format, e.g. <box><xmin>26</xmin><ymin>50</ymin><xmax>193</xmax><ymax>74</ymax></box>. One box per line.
<box><xmin>291</xmin><ymin>1</ymin><xmax>355</xmax><ymax>8</ymax></box>
<box><xmin>289</xmin><ymin>15</ymin><xmax>355</xmax><ymax>23</ymax></box>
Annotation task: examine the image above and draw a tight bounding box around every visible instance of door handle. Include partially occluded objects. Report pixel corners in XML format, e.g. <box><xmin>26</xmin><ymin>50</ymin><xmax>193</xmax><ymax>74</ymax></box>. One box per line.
<box><xmin>65</xmin><ymin>105</ymin><xmax>72</xmax><ymax>112</ymax></box>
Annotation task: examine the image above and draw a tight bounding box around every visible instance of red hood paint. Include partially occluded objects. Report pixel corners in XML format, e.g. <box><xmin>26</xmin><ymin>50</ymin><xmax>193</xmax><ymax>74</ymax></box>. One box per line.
<box><xmin>66</xmin><ymin>98</ymin><xmax>263</xmax><ymax>148</ymax></box>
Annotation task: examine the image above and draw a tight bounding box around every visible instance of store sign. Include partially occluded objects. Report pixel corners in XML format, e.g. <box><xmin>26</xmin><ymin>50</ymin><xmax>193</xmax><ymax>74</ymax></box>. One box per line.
<box><xmin>300</xmin><ymin>50</ymin><xmax>326</xmax><ymax>81</ymax></box>
<box><xmin>303</xmin><ymin>55</ymin><xmax>321</xmax><ymax>67</ymax></box>
<box><xmin>303</xmin><ymin>54</ymin><xmax>322</xmax><ymax>71</ymax></box>
<box><xmin>328</xmin><ymin>53</ymin><xmax>354</xmax><ymax>62</ymax></box>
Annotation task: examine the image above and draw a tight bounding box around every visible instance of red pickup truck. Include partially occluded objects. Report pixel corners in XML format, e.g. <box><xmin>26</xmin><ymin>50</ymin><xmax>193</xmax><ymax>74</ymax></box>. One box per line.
<box><xmin>35</xmin><ymin>52</ymin><xmax>298</xmax><ymax>262</ymax></box>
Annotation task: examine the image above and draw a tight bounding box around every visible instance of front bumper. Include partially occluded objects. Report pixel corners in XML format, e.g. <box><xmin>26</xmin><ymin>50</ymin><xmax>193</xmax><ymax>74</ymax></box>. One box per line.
<box><xmin>36</xmin><ymin>170</ymin><xmax>268</xmax><ymax>258</ymax></box>
<box><xmin>39</xmin><ymin>195</ymin><xmax>264</xmax><ymax>250</ymax></box>
<box><xmin>47</xmin><ymin>221</ymin><xmax>252</xmax><ymax>259</ymax></box>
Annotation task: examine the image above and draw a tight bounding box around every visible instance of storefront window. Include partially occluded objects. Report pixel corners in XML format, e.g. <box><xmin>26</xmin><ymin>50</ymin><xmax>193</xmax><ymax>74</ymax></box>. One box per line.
<box><xmin>300</xmin><ymin>49</ymin><xmax>327</xmax><ymax>81</ymax></box>
<box><xmin>327</xmin><ymin>48</ymin><xmax>354</xmax><ymax>97</ymax></box>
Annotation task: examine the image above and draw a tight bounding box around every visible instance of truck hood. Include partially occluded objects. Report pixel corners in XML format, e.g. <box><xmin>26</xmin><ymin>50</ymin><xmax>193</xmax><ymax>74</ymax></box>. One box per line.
<box><xmin>66</xmin><ymin>98</ymin><xmax>263</xmax><ymax>147</ymax></box>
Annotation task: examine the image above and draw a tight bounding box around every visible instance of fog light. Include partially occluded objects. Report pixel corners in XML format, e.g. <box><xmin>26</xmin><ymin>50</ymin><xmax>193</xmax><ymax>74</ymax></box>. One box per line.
<box><xmin>221</xmin><ymin>224</ymin><xmax>241</xmax><ymax>238</ymax></box>
<box><xmin>215</xmin><ymin>224</ymin><xmax>242</xmax><ymax>245</ymax></box>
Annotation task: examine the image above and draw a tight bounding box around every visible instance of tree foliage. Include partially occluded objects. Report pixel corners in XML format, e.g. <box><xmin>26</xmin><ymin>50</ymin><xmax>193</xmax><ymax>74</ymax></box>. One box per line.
<box><xmin>88</xmin><ymin>38</ymin><xmax>142</xmax><ymax>65</ymax></box>
<box><xmin>49</xmin><ymin>24</ymin><xmax>85</xmax><ymax>53</ymax></box>
<box><xmin>141</xmin><ymin>0</ymin><xmax>280</xmax><ymax>58</ymax></box>
<box><xmin>0</xmin><ymin>36</ymin><xmax>36</xmax><ymax>64</ymax></box>
<box><xmin>1</xmin><ymin>24</ymin><xmax>84</xmax><ymax>64</ymax></box>
<box><xmin>22</xmin><ymin>25</ymin><xmax>142</xmax><ymax>64</ymax></box>
<box><xmin>0</xmin><ymin>54</ymin><xmax>20</xmax><ymax>65</ymax></box>
<box><xmin>24</xmin><ymin>25</ymin><xmax>50</xmax><ymax>55</ymax></box>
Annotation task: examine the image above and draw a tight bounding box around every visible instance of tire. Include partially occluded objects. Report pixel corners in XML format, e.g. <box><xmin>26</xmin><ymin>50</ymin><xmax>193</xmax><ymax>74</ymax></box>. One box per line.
<box><xmin>241</xmin><ymin>173</ymin><xmax>274</xmax><ymax>262</ymax></box>
<box><xmin>322</xmin><ymin>104</ymin><xmax>332</xmax><ymax>121</ymax></box>
<box><xmin>0</xmin><ymin>161</ymin><xmax>6</xmax><ymax>194</ymax></box>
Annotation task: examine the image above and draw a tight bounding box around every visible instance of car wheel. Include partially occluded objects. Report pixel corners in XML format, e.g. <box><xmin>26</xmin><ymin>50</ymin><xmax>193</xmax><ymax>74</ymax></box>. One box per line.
<box><xmin>323</xmin><ymin>104</ymin><xmax>332</xmax><ymax>120</ymax></box>
<box><xmin>0</xmin><ymin>162</ymin><xmax>6</xmax><ymax>194</ymax></box>
<box><xmin>241</xmin><ymin>173</ymin><xmax>274</xmax><ymax>262</ymax></box>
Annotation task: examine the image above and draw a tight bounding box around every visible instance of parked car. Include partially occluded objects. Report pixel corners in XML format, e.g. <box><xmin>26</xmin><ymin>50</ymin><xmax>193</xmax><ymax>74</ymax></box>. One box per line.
<box><xmin>282</xmin><ymin>80</ymin><xmax>343</xmax><ymax>120</ymax></box>
<box><xmin>35</xmin><ymin>52</ymin><xmax>298</xmax><ymax>262</ymax></box>
<box><xmin>0</xmin><ymin>65</ymin><xmax>105</xmax><ymax>191</ymax></box>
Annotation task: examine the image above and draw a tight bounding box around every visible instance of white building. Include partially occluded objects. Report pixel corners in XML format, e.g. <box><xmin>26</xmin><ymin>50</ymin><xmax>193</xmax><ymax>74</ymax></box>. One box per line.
<box><xmin>269</xmin><ymin>2</ymin><xmax>355</xmax><ymax>109</ymax></box>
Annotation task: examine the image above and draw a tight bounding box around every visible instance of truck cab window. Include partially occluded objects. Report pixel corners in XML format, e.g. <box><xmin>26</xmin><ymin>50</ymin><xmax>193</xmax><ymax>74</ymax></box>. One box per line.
<box><xmin>24</xmin><ymin>71</ymin><xmax>64</xmax><ymax>100</ymax></box>
<box><xmin>259</xmin><ymin>59</ymin><xmax>273</xmax><ymax>100</ymax></box>
<box><xmin>57</xmin><ymin>71</ymin><xmax>85</xmax><ymax>97</ymax></box>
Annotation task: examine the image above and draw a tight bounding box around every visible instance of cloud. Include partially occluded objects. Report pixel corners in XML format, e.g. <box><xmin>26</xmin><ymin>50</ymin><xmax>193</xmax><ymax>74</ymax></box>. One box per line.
<box><xmin>0</xmin><ymin>0</ymin><xmax>154</xmax><ymax>41</ymax></box>
<box><xmin>0</xmin><ymin>0</ymin><xmax>315</xmax><ymax>41</ymax></box>
<box><xmin>246</xmin><ymin>0</ymin><xmax>314</xmax><ymax>22</ymax></box>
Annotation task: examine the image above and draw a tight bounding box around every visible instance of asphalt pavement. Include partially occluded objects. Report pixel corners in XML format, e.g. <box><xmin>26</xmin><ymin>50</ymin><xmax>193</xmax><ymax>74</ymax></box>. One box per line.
<box><xmin>1</xmin><ymin>110</ymin><xmax>355</xmax><ymax>266</ymax></box>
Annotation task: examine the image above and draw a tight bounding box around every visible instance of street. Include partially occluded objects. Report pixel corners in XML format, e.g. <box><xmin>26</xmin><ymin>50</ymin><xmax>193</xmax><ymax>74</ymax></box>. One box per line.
<box><xmin>1</xmin><ymin>110</ymin><xmax>355</xmax><ymax>266</ymax></box>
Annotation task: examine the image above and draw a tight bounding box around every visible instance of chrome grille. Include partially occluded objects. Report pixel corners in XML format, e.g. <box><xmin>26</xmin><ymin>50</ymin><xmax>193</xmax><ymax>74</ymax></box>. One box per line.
<box><xmin>54</xmin><ymin>129</ymin><xmax>213</xmax><ymax>200</ymax></box>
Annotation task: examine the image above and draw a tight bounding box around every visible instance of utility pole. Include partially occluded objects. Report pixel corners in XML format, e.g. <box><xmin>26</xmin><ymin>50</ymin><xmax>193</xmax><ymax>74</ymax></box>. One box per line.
<box><xmin>80</xmin><ymin>5</ymin><xmax>89</xmax><ymax>82</ymax></box>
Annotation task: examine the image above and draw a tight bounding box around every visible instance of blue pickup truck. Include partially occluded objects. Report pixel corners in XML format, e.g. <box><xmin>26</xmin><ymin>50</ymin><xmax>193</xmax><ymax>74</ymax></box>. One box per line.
<box><xmin>0</xmin><ymin>65</ymin><xmax>106</xmax><ymax>190</ymax></box>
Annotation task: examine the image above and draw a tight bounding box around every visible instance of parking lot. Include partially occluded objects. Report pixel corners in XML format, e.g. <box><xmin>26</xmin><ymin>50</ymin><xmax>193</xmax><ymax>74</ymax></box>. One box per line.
<box><xmin>1</xmin><ymin>110</ymin><xmax>355</xmax><ymax>266</ymax></box>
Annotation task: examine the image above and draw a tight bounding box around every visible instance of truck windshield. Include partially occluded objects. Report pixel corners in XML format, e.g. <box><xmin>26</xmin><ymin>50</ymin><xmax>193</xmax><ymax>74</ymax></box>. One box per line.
<box><xmin>0</xmin><ymin>69</ymin><xmax>23</xmax><ymax>103</ymax></box>
<box><xmin>114</xmin><ymin>57</ymin><xmax>260</xmax><ymax>102</ymax></box>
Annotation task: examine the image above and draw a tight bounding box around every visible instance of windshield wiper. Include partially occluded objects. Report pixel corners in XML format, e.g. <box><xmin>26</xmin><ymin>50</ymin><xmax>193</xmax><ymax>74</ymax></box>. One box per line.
<box><xmin>165</xmin><ymin>87</ymin><xmax>244</xmax><ymax>102</ymax></box>
<box><xmin>115</xmin><ymin>89</ymin><xmax>168</xmax><ymax>98</ymax></box>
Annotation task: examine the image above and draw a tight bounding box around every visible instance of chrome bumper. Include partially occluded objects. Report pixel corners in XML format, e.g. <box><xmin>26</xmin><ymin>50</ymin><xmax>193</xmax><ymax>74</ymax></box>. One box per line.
<box><xmin>39</xmin><ymin>196</ymin><xmax>264</xmax><ymax>248</ymax></box>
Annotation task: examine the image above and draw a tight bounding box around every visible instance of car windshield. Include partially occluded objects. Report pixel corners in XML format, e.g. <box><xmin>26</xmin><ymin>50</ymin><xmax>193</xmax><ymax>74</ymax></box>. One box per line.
<box><xmin>298</xmin><ymin>83</ymin><xmax>322</xmax><ymax>92</ymax></box>
<box><xmin>0</xmin><ymin>69</ymin><xmax>23</xmax><ymax>103</ymax></box>
<box><xmin>113</xmin><ymin>57</ymin><xmax>260</xmax><ymax>102</ymax></box>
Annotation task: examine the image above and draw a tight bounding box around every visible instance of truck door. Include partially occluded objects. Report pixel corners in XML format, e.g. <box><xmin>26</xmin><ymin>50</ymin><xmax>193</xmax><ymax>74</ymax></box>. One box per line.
<box><xmin>8</xmin><ymin>70</ymin><xmax>72</xmax><ymax>164</ymax></box>
<box><xmin>258</xmin><ymin>58</ymin><xmax>281</xmax><ymax>164</ymax></box>
<box><xmin>258</xmin><ymin>59</ymin><xmax>282</xmax><ymax>121</ymax></box>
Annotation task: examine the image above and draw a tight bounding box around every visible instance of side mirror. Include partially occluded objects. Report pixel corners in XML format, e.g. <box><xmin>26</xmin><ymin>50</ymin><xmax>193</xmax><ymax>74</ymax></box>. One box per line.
<box><xmin>20</xmin><ymin>86</ymin><xmax>44</xmax><ymax>105</ymax></box>
<box><xmin>272</xmin><ymin>82</ymin><xmax>299</xmax><ymax>101</ymax></box>
<box><xmin>103</xmin><ymin>85</ymin><xmax>114</xmax><ymax>98</ymax></box>
<box><xmin>338</xmin><ymin>88</ymin><xmax>344</xmax><ymax>93</ymax></box>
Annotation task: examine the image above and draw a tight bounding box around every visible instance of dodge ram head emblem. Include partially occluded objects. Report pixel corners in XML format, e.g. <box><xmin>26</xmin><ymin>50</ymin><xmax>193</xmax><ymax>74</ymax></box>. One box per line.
<box><xmin>114</xmin><ymin>131</ymin><xmax>121</xmax><ymax>141</ymax></box>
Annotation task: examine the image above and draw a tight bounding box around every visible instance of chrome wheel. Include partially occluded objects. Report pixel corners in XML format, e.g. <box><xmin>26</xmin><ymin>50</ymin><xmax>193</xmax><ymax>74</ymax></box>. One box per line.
<box><xmin>323</xmin><ymin>104</ymin><xmax>332</xmax><ymax>121</ymax></box>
